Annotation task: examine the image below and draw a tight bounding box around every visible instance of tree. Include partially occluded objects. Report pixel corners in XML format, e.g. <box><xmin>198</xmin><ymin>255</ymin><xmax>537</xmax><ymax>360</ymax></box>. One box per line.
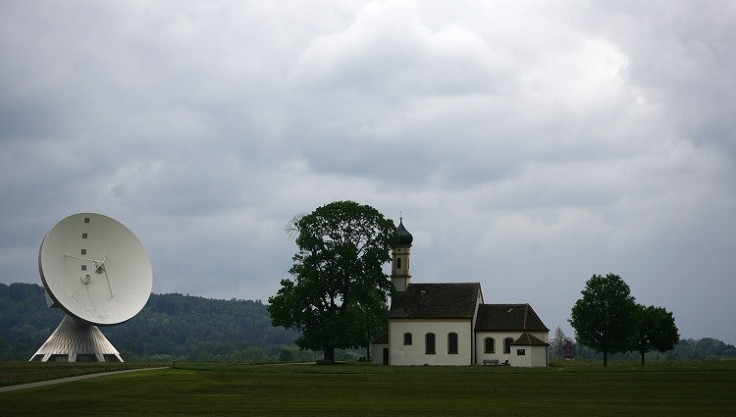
<box><xmin>632</xmin><ymin>304</ymin><xmax>679</xmax><ymax>365</ymax></box>
<box><xmin>349</xmin><ymin>288</ymin><xmax>388</xmax><ymax>362</ymax></box>
<box><xmin>549</xmin><ymin>326</ymin><xmax>566</xmax><ymax>360</ymax></box>
<box><xmin>569</xmin><ymin>274</ymin><xmax>637</xmax><ymax>366</ymax></box>
<box><xmin>268</xmin><ymin>201</ymin><xmax>396</xmax><ymax>363</ymax></box>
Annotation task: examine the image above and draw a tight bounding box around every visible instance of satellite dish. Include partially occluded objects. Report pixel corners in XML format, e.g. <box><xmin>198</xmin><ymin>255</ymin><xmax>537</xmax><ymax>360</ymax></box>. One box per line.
<box><xmin>31</xmin><ymin>213</ymin><xmax>153</xmax><ymax>362</ymax></box>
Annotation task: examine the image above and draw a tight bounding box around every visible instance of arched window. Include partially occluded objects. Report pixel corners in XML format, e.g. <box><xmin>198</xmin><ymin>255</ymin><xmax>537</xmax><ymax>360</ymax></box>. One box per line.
<box><xmin>425</xmin><ymin>333</ymin><xmax>436</xmax><ymax>354</ymax></box>
<box><xmin>504</xmin><ymin>337</ymin><xmax>514</xmax><ymax>354</ymax></box>
<box><xmin>396</xmin><ymin>257</ymin><xmax>402</xmax><ymax>270</ymax></box>
<box><xmin>448</xmin><ymin>332</ymin><xmax>458</xmax><ymax>354</ymax></box>
<box><xmin>484</xmin><ymin>337</ymin><xmax>495</xmax><ymax>353</ymax></box>
<box><xmin>403</xmin><ymin>332</ymin><xmax>412</xmax><ymax>345</ymax></box>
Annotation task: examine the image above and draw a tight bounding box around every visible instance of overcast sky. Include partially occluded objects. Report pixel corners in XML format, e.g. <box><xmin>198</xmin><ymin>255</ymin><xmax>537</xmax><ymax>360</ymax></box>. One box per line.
<box><xmin>2</xmin><ymin>1</ymin><xmax>735</xmax><ymax>344</ymax></box>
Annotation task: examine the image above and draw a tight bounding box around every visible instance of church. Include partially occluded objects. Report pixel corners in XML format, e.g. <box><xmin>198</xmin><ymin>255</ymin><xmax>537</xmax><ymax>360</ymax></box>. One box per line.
<box><xmin>372</xmin><ymin>220</ymin><xmax>550</xmax><ymax>367</ymax></box>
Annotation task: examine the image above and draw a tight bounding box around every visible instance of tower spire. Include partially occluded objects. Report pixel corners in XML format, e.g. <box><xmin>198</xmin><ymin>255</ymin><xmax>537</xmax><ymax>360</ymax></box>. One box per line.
<box><xmin>392</xmin><ymin>218</ymin><xmax>413</xmax><ymax>292</ymax></box>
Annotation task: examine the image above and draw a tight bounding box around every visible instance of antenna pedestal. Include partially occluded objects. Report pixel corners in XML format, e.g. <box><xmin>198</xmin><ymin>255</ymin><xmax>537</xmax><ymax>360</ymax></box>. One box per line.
<box><xmin>30</xmin><ymin>314</ymin><xmax>123</xmax><ymax>362</ymax></box>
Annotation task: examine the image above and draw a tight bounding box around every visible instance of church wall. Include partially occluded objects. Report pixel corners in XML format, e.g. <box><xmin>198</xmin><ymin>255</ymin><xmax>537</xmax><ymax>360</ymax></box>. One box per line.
<box><xmin>371</xmin><ymin>343</ymin><xmax>388</xmax><ymax>365</ymax></box>
<box><xmin>474</xmin><ymin>330</ymin><xmax>548</xmax><ymax>366</ymax></box>
<box><xmin>509</xmin><ymin>345</ymin><xmax>531</xmax><ymax>367</ymax></box>
<box><xmin>531</xmin><ymin>345</ymin><xmax>549</xmax><ymax>367</ymax></box>
<box><xmin>509</xmin><ymin>344</ymin><xmax>548</xmax><ymax>367</ymax></box>
<box><xmin>391</xmin><ymin>277</ymin><xmax>410</xmax><ymax>293</ymax></box>
<box><xmin>475</xmin><ymin>331</ymin><xmax>518</xmax><ymax>365</ymax></box>
<box><xmin>389</xmin><ymin>319</ymin><xmax>472</xmax><ymax>366</ymax></box>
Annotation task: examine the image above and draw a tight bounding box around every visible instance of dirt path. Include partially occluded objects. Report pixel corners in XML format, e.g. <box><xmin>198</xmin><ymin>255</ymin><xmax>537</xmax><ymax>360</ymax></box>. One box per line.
<box><xmin>0</xmin><ymin>367</ymin><xmax>168</xmax><ymax>393</ymax></box>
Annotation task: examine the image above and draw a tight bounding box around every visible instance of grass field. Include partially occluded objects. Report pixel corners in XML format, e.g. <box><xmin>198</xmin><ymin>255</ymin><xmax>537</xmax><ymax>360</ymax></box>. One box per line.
<box><xmin>2</xmin><ymin>360</ymin><xmax>735</xmax><ymax>416</ymax></box>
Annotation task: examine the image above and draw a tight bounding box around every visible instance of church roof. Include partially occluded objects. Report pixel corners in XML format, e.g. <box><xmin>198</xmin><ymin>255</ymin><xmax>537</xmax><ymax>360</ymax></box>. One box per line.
<box><xmin>389</xmin><ymin>283</ymin><xmax>481</xmax><ymax>319</ymax></box>
<box><xmin>396</xmin><ymin>220</ymin><xmax>413</xmax><ymax>245</ymax></box>
<box><xmin>512</xmin><ymin>331</ymin><xmax>549</xmax><ymax>346</ymax></box>
<box><xmin>475</xmin><ymin>303</ymin><xmax>549</xmax><ymax>332</ymax></box>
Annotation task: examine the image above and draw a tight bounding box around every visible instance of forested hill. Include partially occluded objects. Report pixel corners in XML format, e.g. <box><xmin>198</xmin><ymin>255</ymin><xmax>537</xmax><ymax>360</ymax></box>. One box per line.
<box><xmin>3</xmin><ymin>283</ymin><xmax>735</xmax><ymax>362</ymax></box>
<box><xmin>0</xmin><ymin>283</ymin><xmax>299</xmax><ymax>361</ymax></box>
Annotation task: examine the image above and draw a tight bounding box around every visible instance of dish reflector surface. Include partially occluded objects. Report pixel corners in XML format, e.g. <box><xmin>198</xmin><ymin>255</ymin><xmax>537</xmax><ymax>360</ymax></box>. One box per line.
<box><xmin>39</xmin><ymin>213</ymin><xmax>152</xmax><ymax>325</ymax></box>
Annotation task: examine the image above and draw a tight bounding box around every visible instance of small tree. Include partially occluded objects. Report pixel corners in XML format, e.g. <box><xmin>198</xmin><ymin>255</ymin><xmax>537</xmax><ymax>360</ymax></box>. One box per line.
<box><xmin>350</xmin><ymin>290</ymin><xmax>388</xmax><ymax>362</ymax></box>
<box><xmin>632</xmin><ymin>304</ymin><xmax>679</xmax><ymax>365</ymax></box>
<box><xmin>268</xmin><ymin>201</ymin><xmax>396</xmax><ymax>363</ymax></box>
<box><xmin>549</xmin><ymin>326</ymin><xmax>566</xmax><ymax>360</ymax></box>
<box><xmin>569</xmin><ymin>273</ymin><xmax>637</xmax><ymax>366</ymax></box>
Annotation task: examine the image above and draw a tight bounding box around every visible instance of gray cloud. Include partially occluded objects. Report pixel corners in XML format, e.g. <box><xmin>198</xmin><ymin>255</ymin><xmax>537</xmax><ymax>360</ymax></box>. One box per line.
<box><xmin>2</xmin><ymin>0</ymin><xmax>735</xmax><ymax>344</ymax></box>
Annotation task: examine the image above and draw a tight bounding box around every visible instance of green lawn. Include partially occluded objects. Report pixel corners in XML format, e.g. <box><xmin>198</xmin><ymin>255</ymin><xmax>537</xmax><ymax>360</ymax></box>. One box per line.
<box><xmin>2</xmin><ymin>361</ymin><xmax>735</xmax><ymax>416</ymax></box>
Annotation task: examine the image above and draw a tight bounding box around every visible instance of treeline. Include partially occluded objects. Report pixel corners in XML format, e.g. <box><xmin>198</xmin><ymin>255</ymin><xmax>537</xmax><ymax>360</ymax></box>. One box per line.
<box><xmin>3</xmin><ymin>283</ymin><xmax>734</xmax><ymax>363</ymax></box>
<box><xmin>549</xmin><ymin>327</ymin><xmax>736</xmax><ymax>362</ymax></box>
<box><xmin>568</xmin><ymin>339</ymin><xmax>736</xmax><ymax>361</ymax></box>
<box><xmin>0</xmin><ymin>283</ymin><xmax>311</xmax><ymax>362</ymax></box>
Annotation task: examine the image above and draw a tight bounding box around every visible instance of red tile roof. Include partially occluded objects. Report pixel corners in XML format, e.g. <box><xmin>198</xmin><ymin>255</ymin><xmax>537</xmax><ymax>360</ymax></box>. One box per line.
<box><xmin>511</xmin><ymin>331</ymin><xmax>549</xmax><ymax>346</ymax></box>
<box><xmin>389</xmin><ymin>283</ymin><xmax>481</xmax><ymax>319</ymax></box>
<box><xmin>475</xmin><ymin>303</ymin><xmax>549</xmax><ymax>332</ymax></box>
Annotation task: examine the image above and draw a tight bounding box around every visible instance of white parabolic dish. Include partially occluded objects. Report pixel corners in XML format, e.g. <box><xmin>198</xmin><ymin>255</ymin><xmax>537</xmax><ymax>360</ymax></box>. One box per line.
<box><xmin>39</xmin><ymin>213</ymin><xmax>152</xmax><ymax>326</ymax></box>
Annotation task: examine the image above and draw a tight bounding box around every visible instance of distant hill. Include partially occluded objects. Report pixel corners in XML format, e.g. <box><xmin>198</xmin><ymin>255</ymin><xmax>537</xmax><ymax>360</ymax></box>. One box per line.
<box><xmin>2</xmin><ymin>283</ymin><xmax>734</xmax><ymax>362</ymax></box>
<box><xmin>0</xmin><ymin>283</ymin><xmax>300</xmax><ymax>362</ymax></box>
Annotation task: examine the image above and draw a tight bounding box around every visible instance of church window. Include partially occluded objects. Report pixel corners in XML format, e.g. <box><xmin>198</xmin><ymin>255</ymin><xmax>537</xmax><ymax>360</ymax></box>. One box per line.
<box><xmin>425</xmin><ymin>333</ymin><xmax>435</xmax><ymax>354</ymax></box>
<box><xmin>517</xmin><ymin>348</ymin><xmax>526</xmax><ymax>356</ymax></box>
<box><xmin>403</xmin><ymin>332</ymin><xmax>412</xmax><ymax>345</ymax></box>
<box><xmin>396</xmin><ymin>258</ymin><xmax>402</xmax><ymax>270</ymax></box>
<box><xmin>484</xmin><ymin>337</ymin><xmax>495</xmax><ymax>353</ymax></box>
<box><xmin>448</xmin><ymin>333</ymin><xmax>458</xmax><ymax>354</ymax></box>
<box><xmin>504</xmin><ymin>337</ymin><xmax>513</xmax><ymax>354</ymax></box>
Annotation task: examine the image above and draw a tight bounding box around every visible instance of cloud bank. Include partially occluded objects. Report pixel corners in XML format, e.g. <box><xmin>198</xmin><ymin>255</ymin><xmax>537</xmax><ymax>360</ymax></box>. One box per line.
<box><xmin>2</xmin><ymin>0</ymin><xmax>734</xmax><ymax>343</ymax></box>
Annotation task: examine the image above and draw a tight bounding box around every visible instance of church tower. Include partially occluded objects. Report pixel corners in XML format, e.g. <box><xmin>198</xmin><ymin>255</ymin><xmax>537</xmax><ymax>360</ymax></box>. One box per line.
<box><xmin>391</xmin><ymin>218</ymin><xmax>413</xmax><ymax>292</ymax></box>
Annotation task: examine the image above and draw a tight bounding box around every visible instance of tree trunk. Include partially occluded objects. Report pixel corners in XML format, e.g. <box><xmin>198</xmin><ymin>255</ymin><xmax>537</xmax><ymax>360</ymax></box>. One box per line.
<box><xmin>365</xmin><ymin>327</ymin><xmax>372</xmax><ymax>361</ymax></box>
<box><xmin>640</xmin><ymin>351</ymin><xmax>646</xmax><ymax>366</ymax></box>
<box><xmin>323</xmin><ymin>346</ymin><xmax>335</xmax><ymax>363</ymax></box>
<box><xmin>603</xmin><ymin>351</ymin><xmax>608</xmax><ymax>367</ymax></box>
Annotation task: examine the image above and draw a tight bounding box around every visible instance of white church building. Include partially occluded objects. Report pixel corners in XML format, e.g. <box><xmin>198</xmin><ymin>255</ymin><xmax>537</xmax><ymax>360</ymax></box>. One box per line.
<box><xmin>372</xmin><ymin>220</ymin><xmax>549</xmax><ymax>367</ymax></box>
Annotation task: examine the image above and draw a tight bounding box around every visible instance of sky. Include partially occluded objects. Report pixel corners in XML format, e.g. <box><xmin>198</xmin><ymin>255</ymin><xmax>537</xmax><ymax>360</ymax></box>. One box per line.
<box><xmin>2</xmin><ymin>0</ymin><xmax>735</xmax><ymax>345</ymax></box>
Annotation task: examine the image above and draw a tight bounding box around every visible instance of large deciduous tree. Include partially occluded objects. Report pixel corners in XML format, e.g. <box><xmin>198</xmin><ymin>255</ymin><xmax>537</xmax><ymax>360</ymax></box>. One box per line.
<box><xmin>267</xmin><ymin>201</ymin><xmax>396</xmax><ymax>363</ymax></box>
<box><xmin>569</xmin><ymin>274</ymin><xmax>637</xmax><ymax>366</ymax></box>
<box><xmin>632</xmin><ymin>304</ymin><xmax>679</xmax><ymax>365</ymax></box>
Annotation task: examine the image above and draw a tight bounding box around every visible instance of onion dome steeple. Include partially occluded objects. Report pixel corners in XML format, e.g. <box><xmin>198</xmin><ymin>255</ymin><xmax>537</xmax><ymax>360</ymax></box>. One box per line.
<box><xmin>397</xmin><ymin>218</ymin><xmax>413</xmax><ymax>245</ymax></box>
<box><xmin>392</xmin><ymin>217</ymin><xmax>412</xmax><ymax>292</ymax></box>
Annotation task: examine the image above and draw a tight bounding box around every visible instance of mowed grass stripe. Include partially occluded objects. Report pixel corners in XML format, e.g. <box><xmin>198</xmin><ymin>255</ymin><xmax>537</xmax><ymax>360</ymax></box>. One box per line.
<box><xmin>1</xmin><ymin>362</ymin><xmax>735</xmax><ymax>416</ymax></box>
